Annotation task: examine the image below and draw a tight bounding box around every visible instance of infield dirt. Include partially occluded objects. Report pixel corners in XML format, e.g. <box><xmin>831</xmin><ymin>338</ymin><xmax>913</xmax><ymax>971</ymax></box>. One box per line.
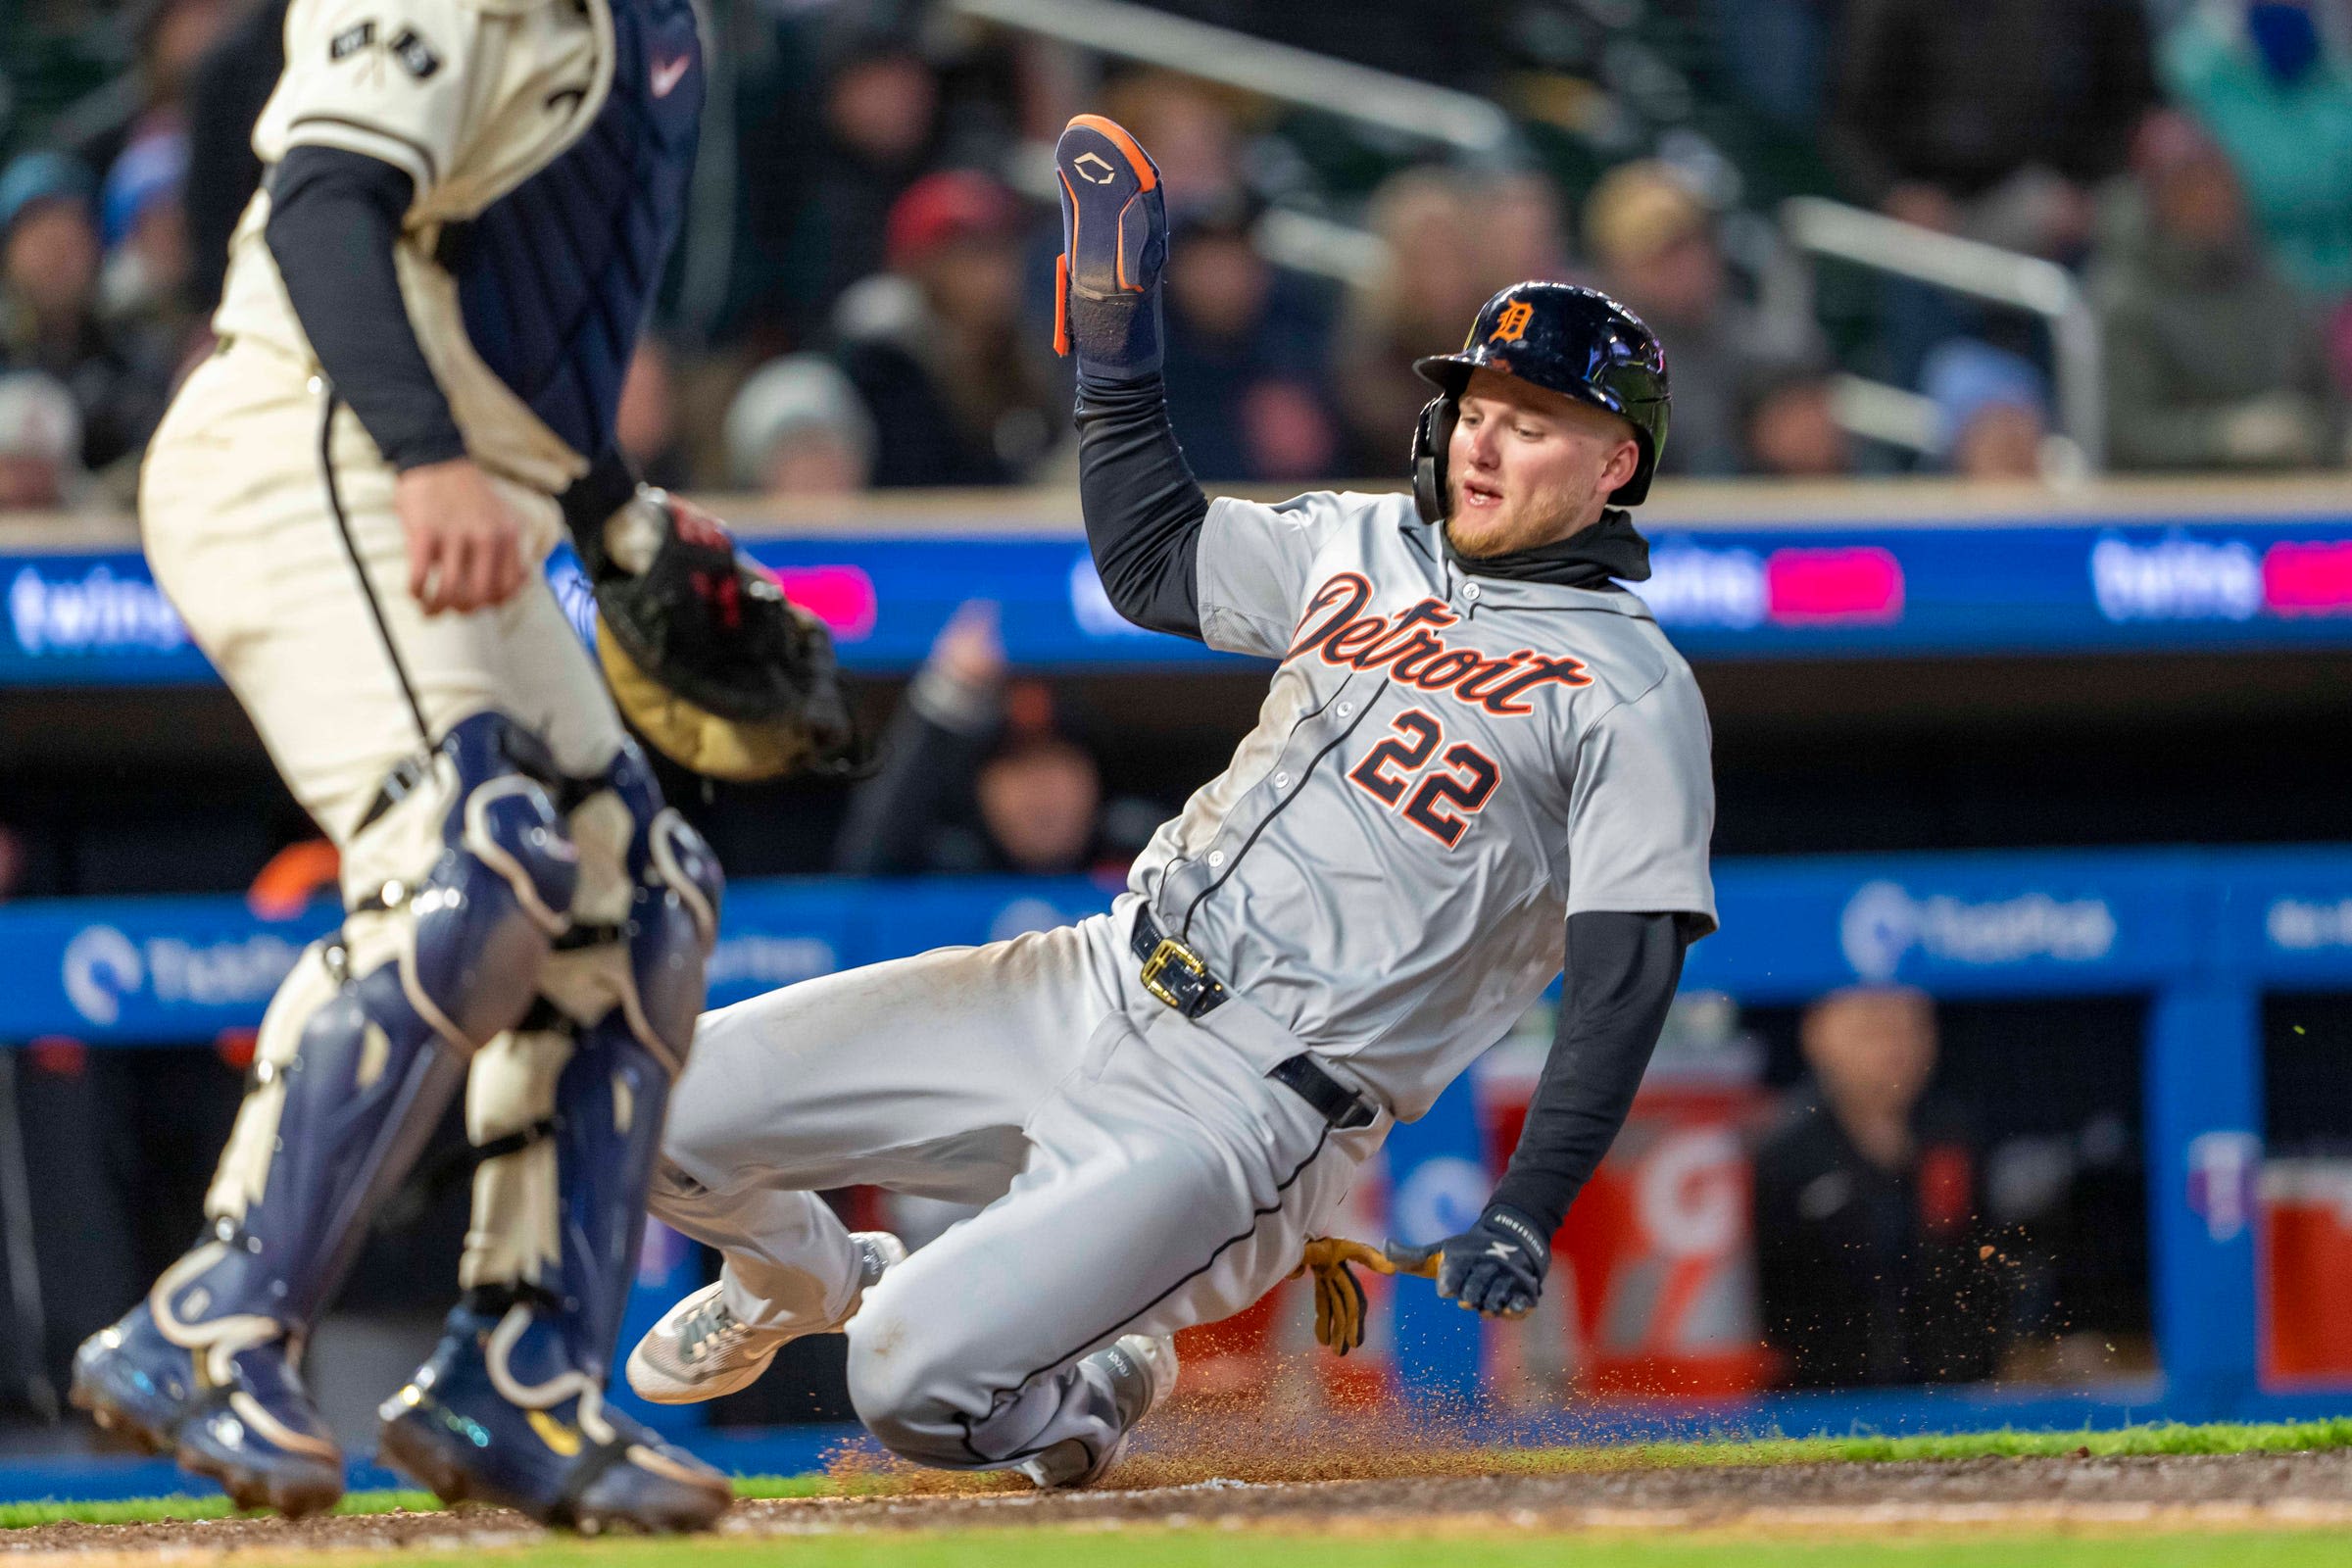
<box><xmin>5</xmin><ymin>1447</ymin><xmax>2350</xmax><ymax>1560</ymax></box>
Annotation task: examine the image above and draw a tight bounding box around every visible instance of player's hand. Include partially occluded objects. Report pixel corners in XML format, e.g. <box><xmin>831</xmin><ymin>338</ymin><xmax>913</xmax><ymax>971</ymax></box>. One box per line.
<box><xmin>1054</xmin><ymin>114</ymin><xmax>1167</xmax><ymax>378</ymax></box>
<box><xmin>396</xmin><ymin>458</ymin><xmax>531</xmax><ymax>615</ymax></box>
<box><xmin>930</xmin><ymin>600</ymin><xmax>1005</xmax><ymax>693</ymax></box>
<box><xmin>1382</xmin><ymin>1203</ymin><xmax>1551</xmax><ymax>1320</ymax></box>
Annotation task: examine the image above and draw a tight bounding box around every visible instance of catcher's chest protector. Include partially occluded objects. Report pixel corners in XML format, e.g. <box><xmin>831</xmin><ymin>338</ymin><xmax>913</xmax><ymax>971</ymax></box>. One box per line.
<box><xmin>449</xmin><ymin>0</ymin><xmax>704</xmax><ymax>461</ymax></box>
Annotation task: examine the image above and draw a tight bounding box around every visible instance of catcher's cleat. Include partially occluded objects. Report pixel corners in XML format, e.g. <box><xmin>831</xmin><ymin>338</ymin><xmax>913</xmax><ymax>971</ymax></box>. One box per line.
<box><xmin>626</xmin><ymin>1231</ymin><xmax>906</xmax><ymax>1405</ymax></box>
<box><xmin>72</xmin><ymin>1303</ymin><xmax>344</xmax><ymax>1518</ymax></box>
<box><xmin>379</xmin><ymin>1298</ymin><xmax>732</xmax><ymax>1534</ymax></box>
<box><xmin>1018</xmin><ymin>1333</ymin><xmax>1178</xmax><ymax>1491</ymax></box>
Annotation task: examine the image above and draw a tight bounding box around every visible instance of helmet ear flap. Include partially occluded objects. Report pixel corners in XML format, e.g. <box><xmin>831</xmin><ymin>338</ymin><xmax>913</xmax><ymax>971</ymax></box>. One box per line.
<box><xmin>1411</xmin><ymin>394</ymin><xmax>1457</xmax><ymax>525</ymax></box>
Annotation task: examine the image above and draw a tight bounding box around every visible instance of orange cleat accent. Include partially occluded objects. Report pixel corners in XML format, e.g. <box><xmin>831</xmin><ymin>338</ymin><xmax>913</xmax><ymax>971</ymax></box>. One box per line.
<box><xmin>1054</xmin><ymin>253</ymin><xmax>1070</xmax><ymax>358</ymax></box>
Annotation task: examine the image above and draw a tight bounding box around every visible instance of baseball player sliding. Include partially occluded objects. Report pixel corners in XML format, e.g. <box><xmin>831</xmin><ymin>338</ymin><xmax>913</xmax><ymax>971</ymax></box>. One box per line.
<box><xmin>72</xmin><ymin>0</ymin><xmax>846</xmax><ymax>1533</ymax></box>
<box><xmin>626</xmin><ymin>113</ymin><xmax>1716</xmax><ymax>1490</ymax></box>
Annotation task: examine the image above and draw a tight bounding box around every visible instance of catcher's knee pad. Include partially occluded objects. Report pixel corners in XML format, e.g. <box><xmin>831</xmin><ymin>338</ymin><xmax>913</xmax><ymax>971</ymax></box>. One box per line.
<box><xmin>609</xmin><ymin>739</ymin><xmax>724</xmax><ymax>1068</ymax></box>
<box><xmin>460</xmin><ymin>740</ymin><xmax>721</xmax><ymax>1372</ymax></box>
<box><xmin>164</xmin><ymin>712</ymin><xmax>578</xmax><ymax>1353</ymax></box>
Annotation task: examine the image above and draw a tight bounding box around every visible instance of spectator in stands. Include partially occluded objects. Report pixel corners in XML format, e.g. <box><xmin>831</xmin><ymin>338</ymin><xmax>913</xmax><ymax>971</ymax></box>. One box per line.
<box><xmin>2095</xmin><ymin>111</ymin><xmax>2340</xmax><ymax>472</ymax></box>
<box><xmin>725</xmin><ymin>353</ymin><xmax>876</xmax><ymax>498</ymax></box>
<box><xmin>614</xmin><ymin>336</ymin><xmax>691</xmax><ymax>492</ymax></box>
<box><xmin>1741</xmin><ymin>366</ymin><xmax>1855</xmax><ymax>477</ymax></box>
<box><xmin>1753</xmin><ymin>986</ymin><xmax>2006</xmax><ymax>1388</ymax></box>
<box><xmin>1922</xmin><ymin>339</ymin><xmax>2051</xmax><ymax>480</ymax></box>
<box><xmin>1585</xmin><ymin>160</ymin><xmax>1834</xmax><ymax>477</ymax></box>
<box><xmin>36</xmin><ymin>0</ymin><xmax>226</xmax><ymax>193</ymax></box>
<box><xmin>1331</xmin><ymin>169</ymin><xmax>1492</xmax><ymax>475</ymax></box>
<box><xmin>834</xmin><ymin>601</ymin><xmax>1120</xmax><ymax>877</ymax></box>
<box><xmin>1482</xmin><ymin>170</ymin><xmax>1574</xmax><ymax>288</ymax></box>
<box><xmin>0</xmin><ymin>151</ymin><xmax>167</xmax><ymax>475</ymax></box>
<box><xmin>2162</xmin><ymin>0</ymin><xmax>2352</xmax><ymax>304</ymax></box>
<box><xmin>0</xmin><ymin>369</ymin><xmax>87</xmax><ymax>512</ymax></box>
<box><xmin>835</xmin><ymin>171</ymin><xmax>1058</xmax><ymax>487</ymax></box>
<box><xmin>180</xmin><ymin>0</ymin><xmax>287</xmax><ymax>318</ymax></box>
<box><xmin>1158</xmin><ymin>192</ymin><xmax>1340</xmax><ymax>482</ymax></box>
<box><xmin>97</xmin><ymin>128</ymin><xmax>195</xmax><ymax>380</ymax></box>
<box><xmin>1826</xmin><ymin>0</ymin><xmax>2155</xmax><ymax>258</ymax></box>
<box><xmin>1100</xmin><ymin>71</ymin><xmax>1250</xmax><ymax>217</ymax></box>
<box><xmin>728</xmin><ymin>9</ymin><xmax>961</xmax><ymax>349</ymax></box>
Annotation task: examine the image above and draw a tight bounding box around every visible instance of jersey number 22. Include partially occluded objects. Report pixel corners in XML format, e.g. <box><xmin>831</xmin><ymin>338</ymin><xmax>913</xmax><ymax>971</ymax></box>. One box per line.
<box><xmin>1346</xmin><ymin>709</ymin><xmax>1499</xmax><ymax>848</ymax></box>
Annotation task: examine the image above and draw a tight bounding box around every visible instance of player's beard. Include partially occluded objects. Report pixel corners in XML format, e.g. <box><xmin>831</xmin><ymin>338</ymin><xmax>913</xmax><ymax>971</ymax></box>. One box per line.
<box><xmin>1446</xmin><ymin>468</ymin><xmax>1608</xmax><ymax>558</ymax></box>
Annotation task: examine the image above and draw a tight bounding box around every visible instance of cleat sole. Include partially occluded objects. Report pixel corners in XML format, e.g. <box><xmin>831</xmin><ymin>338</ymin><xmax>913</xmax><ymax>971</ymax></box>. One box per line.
<box><xmin>175</xmin><ymin>1444</ymin><xmax>344</xmax><ymax>1519</ymax></box>
<box><xmin>69</xmin><ymin>1381</ymin><xmax>174</xmax><ymax>1459</ymax></box>
<box><xmin>379</xmin><ymin>1409</ymin><xmax>728</xmax><ymax>1535</ymax></box>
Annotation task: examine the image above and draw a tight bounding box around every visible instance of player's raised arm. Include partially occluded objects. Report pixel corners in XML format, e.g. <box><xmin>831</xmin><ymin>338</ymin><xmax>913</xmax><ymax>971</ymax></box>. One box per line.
<box><xmin>1055</xmin><ymin>116</ymin><xmax>1352</xmax><ymax>655</ymax></box>
<box><xmin>1054</xmin><ymin>116</ymin><xmax>1206</xmax><ymax>641</ymax></box>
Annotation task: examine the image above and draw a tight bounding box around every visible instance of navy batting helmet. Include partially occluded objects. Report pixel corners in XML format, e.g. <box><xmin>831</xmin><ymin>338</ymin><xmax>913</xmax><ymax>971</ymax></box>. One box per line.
<box><xmin>1410</xmin><ymin>281</ymin><xmax>1671</xmax><ymax>520</ymax></box>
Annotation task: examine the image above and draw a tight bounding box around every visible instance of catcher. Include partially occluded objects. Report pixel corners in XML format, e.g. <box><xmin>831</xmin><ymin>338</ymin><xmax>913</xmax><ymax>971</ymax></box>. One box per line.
<box><xmin>71</xmin><ymin>0</ymin><xmax>849</xmax><ymax>1532</ymax></box>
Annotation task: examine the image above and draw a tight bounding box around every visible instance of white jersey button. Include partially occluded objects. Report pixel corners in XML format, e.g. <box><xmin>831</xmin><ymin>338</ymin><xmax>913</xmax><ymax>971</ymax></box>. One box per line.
<box><xmin>1207</xmin><ymin>851</ymin><xmax>1227</xmax><ymax>867</ymax></box>
<box><xmin>1462</xmin><ymin>582</ymin><xmax>1482</xmax><ymax>601</ymax></box>
<box><xmin>1337</xmin><ymin>702</ymin><xmax>1354</xmax><ymax>716</ymax></box>
<box><xmin>1274</xmin><ymin>772</ymin><xmax>1292</xmax><ymax>788</ymax></box>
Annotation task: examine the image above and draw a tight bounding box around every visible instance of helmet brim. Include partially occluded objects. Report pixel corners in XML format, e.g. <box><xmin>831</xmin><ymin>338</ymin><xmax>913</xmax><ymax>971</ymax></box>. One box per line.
<box><xmin>1414</xmin><ymin>348</ymin><xmax>1654</xmax><ymax>432</ymax></box>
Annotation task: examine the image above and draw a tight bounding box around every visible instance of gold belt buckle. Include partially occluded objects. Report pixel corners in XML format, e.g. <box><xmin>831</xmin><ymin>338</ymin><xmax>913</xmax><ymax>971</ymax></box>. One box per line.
<box><xmin>1140</xmin><ymin>936</ymin><xmax>1208</xmax><ymax>1010</ymax></box>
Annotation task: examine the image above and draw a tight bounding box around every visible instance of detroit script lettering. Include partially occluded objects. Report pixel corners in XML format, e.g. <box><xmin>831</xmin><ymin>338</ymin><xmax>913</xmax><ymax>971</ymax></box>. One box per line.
<box><xmin>1283</xmin><ymin>572</ymin><xmax>1591</xmax><ymax>716</ymax></box>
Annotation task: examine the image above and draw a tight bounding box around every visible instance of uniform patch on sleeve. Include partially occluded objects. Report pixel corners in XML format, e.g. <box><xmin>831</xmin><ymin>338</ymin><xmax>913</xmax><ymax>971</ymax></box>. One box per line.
<box><xmin>388</xmin><ymin>26</ymin><xmax>440</xmax><ymax>78</ymax></box>
<box><xmin>329</xmin><ymin>21</ymin><xmax>374</xmax><ymax>60</ymax></box>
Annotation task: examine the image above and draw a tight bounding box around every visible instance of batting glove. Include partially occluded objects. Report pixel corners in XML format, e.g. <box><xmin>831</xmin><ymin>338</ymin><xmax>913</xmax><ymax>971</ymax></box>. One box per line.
<box><xmin>1054</xmin><ymin>114</ymin><xmax>1167</xmax><ymax>378</ymax></box>
<box><xmin>1384</xmin><ymin>1204</ymin><xmax>1551</xmax><ymax>1320</ymax></box>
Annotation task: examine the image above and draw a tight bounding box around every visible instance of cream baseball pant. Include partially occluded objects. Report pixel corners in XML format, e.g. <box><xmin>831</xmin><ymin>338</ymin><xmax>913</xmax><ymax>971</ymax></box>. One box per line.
<box><xmin>652</xmin><ymin>894</ymin><xmax>1392</xmax><ymax>1474</ymax></box>
<box><xmin>140</xmin><ymin>340</ymin><xmax>623</xmax><ymax>863</ymax></box>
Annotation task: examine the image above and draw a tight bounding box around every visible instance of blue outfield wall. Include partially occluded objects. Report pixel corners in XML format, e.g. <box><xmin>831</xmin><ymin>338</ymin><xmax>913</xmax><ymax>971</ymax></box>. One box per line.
<box><xmin>2</xmin><ymin>849</ymin><xmax>2349</xmax><ymax>1496</ymax></box>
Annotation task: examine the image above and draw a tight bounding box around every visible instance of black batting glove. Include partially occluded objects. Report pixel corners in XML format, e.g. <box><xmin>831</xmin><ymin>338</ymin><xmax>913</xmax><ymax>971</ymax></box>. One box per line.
<box><xmin>1384</xmin><ymin>1203</ymin><xmax>1551</xmax><ymax>1320</ymax></box>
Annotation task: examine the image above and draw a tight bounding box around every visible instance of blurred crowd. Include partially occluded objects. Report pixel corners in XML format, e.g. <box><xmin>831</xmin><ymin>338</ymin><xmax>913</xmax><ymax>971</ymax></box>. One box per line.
<box><xmin>3</xmin><ymin>0</ymin><xmax>2351</xmax><ymax>514</ymax></box>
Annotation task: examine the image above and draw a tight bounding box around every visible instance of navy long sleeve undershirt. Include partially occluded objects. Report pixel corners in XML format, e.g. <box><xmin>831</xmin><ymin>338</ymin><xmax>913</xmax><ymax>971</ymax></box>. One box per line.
<box><xmin>264</xmin><ymin>145</ymin><xmax>466</xmax><ymax>471</ymax></box>
<box><xmin>1491</xmin><ymin>910</ymin><xmax>1690</xmax><ymax>1232</ymax></box>
<box><xmin>1073</xmin><ymin>369</ymin><xmax>1208</xmax><ymax>641</ymax></box>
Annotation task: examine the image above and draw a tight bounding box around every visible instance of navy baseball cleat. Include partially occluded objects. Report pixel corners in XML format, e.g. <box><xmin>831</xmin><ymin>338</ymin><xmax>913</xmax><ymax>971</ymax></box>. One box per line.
<box><xmin>72</xmin><ymin>1301</ymin><xmax>345</xmax><ymax>1518</ymax></box>
<box><xmin>378</xmin><ymin>1297</ymin><xmax>731</xmax><ymax>1534</ymax></box>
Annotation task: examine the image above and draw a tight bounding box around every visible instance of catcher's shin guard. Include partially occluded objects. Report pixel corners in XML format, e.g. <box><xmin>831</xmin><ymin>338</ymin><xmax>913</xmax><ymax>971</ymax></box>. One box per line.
<box><xmin>72</xmin><ymin>712</ymin><xmax>577</xmax><ymax>1512</ymax></box>
<box><xmin>385</xmin><ymin>743</ymin><xmax>727</xmax><ymax>1531</ymax></box>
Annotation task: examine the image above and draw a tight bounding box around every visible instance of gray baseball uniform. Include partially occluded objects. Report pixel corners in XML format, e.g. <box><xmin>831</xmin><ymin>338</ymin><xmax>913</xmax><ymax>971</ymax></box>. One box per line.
<box><xmin>652</xmin><ymin>488</ymin><xmax>1715</xmax><ymax>1475</ymax></box>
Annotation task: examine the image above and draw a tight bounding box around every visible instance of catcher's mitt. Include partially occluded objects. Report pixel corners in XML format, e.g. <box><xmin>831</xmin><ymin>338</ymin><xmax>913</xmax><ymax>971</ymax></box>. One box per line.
<box><xmin>579</xmin><ymin>488</ymin><xmax>858</xmax><ymax>782</ymax></box>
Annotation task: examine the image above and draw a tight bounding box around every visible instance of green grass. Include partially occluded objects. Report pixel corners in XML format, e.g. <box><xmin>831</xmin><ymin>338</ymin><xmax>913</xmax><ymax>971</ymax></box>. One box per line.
<box><xmin>1520</xmin><ymin>1416</ymin><xmax>2352</xmax><ymax>1471</ymax></box>
<box><xmin>249</xmin><ymin>1528</ymin><xmax>2352</xmax><ymax>1568</ymax></box>
<box><xmin>0</xmin><ymin>1490</ymin><xmax>441</xmax><ymax>1529</ymax></box>
<box><xmin>6</xmin><ymin>1418</ymin><xmax>2347</xmax><ymax>1533</ymax></box>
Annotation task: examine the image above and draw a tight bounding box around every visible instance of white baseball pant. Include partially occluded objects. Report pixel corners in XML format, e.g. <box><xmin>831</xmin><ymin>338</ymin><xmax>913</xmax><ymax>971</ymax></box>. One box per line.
<box><xmin>652</xmin><ymin>895</ymin><xmax>1392</xmax><ymax>1473</ymax></box>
